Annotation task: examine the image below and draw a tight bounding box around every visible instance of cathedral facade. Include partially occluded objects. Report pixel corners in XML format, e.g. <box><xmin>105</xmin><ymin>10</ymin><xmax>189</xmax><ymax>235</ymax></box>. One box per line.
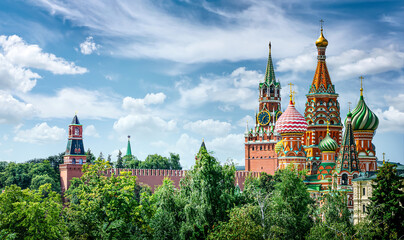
<box><xmin>245</xmin><ymin>26</ymin><xmax>379</xmax><ymax>210</ymax></box>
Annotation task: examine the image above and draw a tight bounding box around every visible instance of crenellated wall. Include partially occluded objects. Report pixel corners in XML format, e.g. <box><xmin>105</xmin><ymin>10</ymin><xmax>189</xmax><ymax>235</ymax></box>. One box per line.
<box><xmin>60</xmin><ymin>165</ymin><xmax>261</xmax><ymax>193</ymax></box>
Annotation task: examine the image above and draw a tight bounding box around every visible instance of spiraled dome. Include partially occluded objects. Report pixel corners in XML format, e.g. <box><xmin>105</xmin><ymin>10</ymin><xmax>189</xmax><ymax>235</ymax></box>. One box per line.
<box><xmin>350</xmin><ymin>95</ymin><xmax>379</xmax><ymax>131</ymax></box>
<box><xmin>319</xmin><ymin>134</ymin><xmax>338</xmax><ymax>152</ymax></box>
<box><xmin>275</xmin><ymin>140</ymin><xmax>283</xmax><ymax>154</ymax></box>
<box><xmin>275</xmin><ymin>101</ymin><xmax>308</xmax><ymax>134</ymax></box>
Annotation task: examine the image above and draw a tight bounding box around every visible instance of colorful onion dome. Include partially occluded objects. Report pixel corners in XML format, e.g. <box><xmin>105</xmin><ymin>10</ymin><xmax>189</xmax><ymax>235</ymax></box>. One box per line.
<box><xmin>315</xmin><ymin>29</ymin><xmax>328</xmax><ymax>47</ymax></box>
<box><xmin>275</xmin><ymin>140</ymin><xmax>283</xmax><ymax>154</ymax></box>
<box><xmin>350</xmin><ymin>95</ymin><xmax>379</xmax><ymax>131</ymax></box>
<box><xmin>319</xmin><ymin>134</ymin><xmax>338</xmax><ymax>152</ymax></box>
<box><xmin>275</xmin><ymin>101</ymin><xmax>308</xmax><ymax>134</ymax></box>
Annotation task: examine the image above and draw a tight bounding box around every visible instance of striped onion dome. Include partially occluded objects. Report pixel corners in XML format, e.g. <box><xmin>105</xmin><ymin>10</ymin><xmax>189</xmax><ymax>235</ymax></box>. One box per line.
<box><xmin>275</xmin><ymin>140</ymin><xmax>283</xmax><ymax>154</ymax></box>
<box><xmin>275</xmin><ymin>101</ymin><xmax>308</xmax><ymax>134</ymax></box>
<box><xmin>319</xmin><ymin>134</ymin><xmax>338</xmax><ymax>152</ymax></box>
<box><xmin>350</xmin><ymin>95</ymin><xmax>379</xmax><ymax>131</ymax></box>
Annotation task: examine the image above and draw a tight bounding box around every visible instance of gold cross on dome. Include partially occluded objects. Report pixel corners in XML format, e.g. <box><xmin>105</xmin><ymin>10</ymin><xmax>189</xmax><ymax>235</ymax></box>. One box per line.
<box><xmin>320</xmin><ymin>19</ymin><xmax>324</xmax><ymax>30</ymax></box>
<box><xmin>288</xmin><ymin>82</ymin><xmax>294</xmax><ymax>102</ymax></box>
<box><xmin>359</xmin><ymin>76</ymin><xmax>364</xmax><ymax>96</ymax></box>
<box><xmin>292</xmin><ymin>90</ymin><xmax>296</xmax><ymax>104</ymax></box>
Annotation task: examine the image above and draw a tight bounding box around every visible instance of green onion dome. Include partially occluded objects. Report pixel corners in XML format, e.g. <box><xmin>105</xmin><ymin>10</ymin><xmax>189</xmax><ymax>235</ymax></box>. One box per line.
<box><xmin>319</xmin><ymin>134</ymin><xmax>338</xmax><ymax>152</ymax></box>
<box><xmin>275</xmin><ymin>140</ymin><xmax>283</xmax><ymax>154</ymax></box>
<box><xmin>350</xmin><ymin>95</ymin><xmax>379</xmax><ymax>131</ymax></box>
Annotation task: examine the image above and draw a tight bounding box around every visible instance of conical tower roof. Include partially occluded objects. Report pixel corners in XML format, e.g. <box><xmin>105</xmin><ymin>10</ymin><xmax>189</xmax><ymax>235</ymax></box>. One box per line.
<box><xmin>337</xmin><ymin>113</ymin><xmax>359</xmax><ymax>173</ymax></box>
<box><xmin>71</xmin><ymin>114</ymin><xmax>80</xmax><ymax>125</ymax></box>
<box><xmin>264</xmin><ymin>41</ymin><xmax>276</xmax><ymax>85</ymax></box>
<box><xmin>126</xmin><ymin>135</ymin><xmax>132</xmax><ymax>156</ymax></box>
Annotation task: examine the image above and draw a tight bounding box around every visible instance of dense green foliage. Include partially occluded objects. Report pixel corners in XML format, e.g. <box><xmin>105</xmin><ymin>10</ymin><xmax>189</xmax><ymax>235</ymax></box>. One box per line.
<box><xmin>0</xmin><ymin>158</ymin><xmax>61</xmax><ymax>192</ymax></box>
<box><xmin>366</xmin><ymin>163</ymin><xmax>404</xmax><ymax>239</ymax></box>
<box><xmin>0</xmin><ymin>184</ymin><xmax>66</xmax><ymax>239</ymax></box>
<box><xmin>122</xmin><ymin>153</ymin><xmax>182</xmax><ymax>170</ymax></box>
<box><xmin>0</xmin><ymin>149</ymin><xmax>402</xmax><ymax>239</ymax></box>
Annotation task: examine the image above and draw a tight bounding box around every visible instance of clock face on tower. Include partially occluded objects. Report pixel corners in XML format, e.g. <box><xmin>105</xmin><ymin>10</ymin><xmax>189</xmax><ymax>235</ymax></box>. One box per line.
<box><xmin>257</xmin><ymin>110</ymin><xmax>270</xmax><ymax>126</ymax></box>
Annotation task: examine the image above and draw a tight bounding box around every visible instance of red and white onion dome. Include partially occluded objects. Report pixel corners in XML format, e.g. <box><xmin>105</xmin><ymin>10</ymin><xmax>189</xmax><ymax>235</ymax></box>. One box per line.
<box><xmin>275</xmin><ymin>101</ymin><xmax>308</xmax><ymax>134</ymax></box>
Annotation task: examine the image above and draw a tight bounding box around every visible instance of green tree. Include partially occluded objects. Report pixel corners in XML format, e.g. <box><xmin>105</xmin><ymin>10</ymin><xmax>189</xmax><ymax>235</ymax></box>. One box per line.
<box><xmin>366</xmin><ymin>162</ymin><xmax>404</xmax><ymax>239</ymax></box>
<box><xmin>123</xmin><ymin>155</ymin><xmax>141</xmax><ymax>169</ymax></box>
<box><xmin>0</xmin><ymin>184</ymin><xmax>66</xmax><ymax>239</ymax></box>
<box><xmin>116</xmin><ymin>150</ymin><xmax>124</xmax><ymax>168</ymax></box>
<box><xmin>86</xmin><ymin>148</ymin><xmax>96</xmax><ymax>164</ymax></box>
<box><xmin>30</xmin><ymin>174</ymin><xmax>59</xmax><ymax>192</ymax></box>
<box><xmin>150</xmin><ymin>178</ymin><xmax>183</xmax><ymax>240</ymax></box>
<box><xmin>207</xmin><ymin>205</ymin><xmax>263</xmax><ymax>240</ymax></box>
<box><xmin>0</xmin><ymin>162</ymin><xmax>31</xmax><ymax>189</ymax></box>
<box><xmin>178</xmin><ymin>147</ymin><xmax>236</xmax><ymax>239</ymax></box>
<box><xmin>307</xmin><ymin>189</ymin><xmax>353</xmax><ymax>240</ymax></box>
<box><xmin>269</xmin><ymin>166</ymin><xmax>313</xmax><ymax>239</ymax></box>
<box><xmin>65</xmin><ymin>159</ymin><xmax>152</xmax><ymax>239</ymax></box>
<box><xmin>141</xmin><ymin>154</ymin><xmax>170</xmax><ymax>169</ymax></box>
<box><xmin>169</xmin><ymin>153</ymin><xmax>182</xmax><ymax>170</ymax></box>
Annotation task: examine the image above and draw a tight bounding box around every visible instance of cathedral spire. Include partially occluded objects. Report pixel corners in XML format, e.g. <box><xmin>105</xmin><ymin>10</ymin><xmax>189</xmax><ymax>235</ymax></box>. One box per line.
<box><xmin>126</xmin><ymin>135</ymin><xmax>132</xmax><ymax>157</ymax></box>
<box><xmin>337</xmin><ymin>112</ymin><xmax>359</xmax><ymax>173</ymax></box>
<box><xmin>264</xmin><ymin>41</ymin><xmax>276</xmax><ymax>84</ymax></box>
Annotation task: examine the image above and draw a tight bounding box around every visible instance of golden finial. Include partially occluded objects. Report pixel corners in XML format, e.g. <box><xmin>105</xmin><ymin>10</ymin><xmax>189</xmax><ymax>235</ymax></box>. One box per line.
<box><xmin>288</xmin><ymin>82</ymin><xmax>294</xmax><ymax>102</ymax></box>
<box><xmin>75</xmin><ymin>111</ymin><xmax>78</xmax><ymax>116</ymax></box>
<box><xmin>382</xmin><ymin>152</ymin><xmax>385</xmax><ymax>164</ymax></box>
<box><xmin>316</xmin><ymin>19</ymin><xmax>328</xmax><ymax>47</ymax></box>
<box><xmin>359</xmin><ymin>76</ymin><xmax>364</xmax><ymax>96</ymax></box>
<box><xmin>326</xmin><ymin>120</ymin><xmax>330</xmax><ymax>135</ymax></box>
<box><xmin>202</xmin><ymin>138</ymin><xmax>204</xmax><ymax>142</ymax></box>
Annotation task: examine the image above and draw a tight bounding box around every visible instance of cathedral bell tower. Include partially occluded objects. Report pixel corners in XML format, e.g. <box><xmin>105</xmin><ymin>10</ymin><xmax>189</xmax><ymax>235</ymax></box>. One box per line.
<box><xmin>245</xmin><ymin>42</ymin><xmax>282</xmax><ymax>174</ymax></box>
<box><xmin>304</xmin><ymin>23</ymin><xmax>343</xmax><ymax>174</ymax></box>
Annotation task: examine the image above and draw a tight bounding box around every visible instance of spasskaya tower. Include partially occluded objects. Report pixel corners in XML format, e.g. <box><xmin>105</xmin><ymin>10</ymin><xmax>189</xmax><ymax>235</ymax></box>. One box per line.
<box><xmin>245</xmin><ymin>42</ymin><xmax>282</xmax><ymax>174</ymax></box>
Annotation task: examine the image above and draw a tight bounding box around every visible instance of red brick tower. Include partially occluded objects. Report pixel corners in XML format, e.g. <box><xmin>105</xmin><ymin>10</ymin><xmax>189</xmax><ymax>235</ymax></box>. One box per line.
<box><xmin>275</xmin><ymin>93</ymin><xmax>308</xmax><ymax>171</ymax></box>
<box><xmin>351</xmin><ymin>77</ymin><xmax>379</xmax><ymax>172</ymax></box>
<box><xmin>60</xmin><ymin>114</ymin><xmax>86</xmax><ymax>193</ymax></box>
<box><xmin>304</xmin><ymin>23</ymin><xmax>343</xmax><ymax>174</ymax></box>
<box><xmin>245</xmin><ymin>42</ymin><xmax>282</xmax><ymax>174</ymax></box>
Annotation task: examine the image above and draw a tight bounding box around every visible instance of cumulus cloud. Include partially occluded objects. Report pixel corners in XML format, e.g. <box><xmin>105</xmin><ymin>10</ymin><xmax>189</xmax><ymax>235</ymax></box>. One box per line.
<box><xmin>19</xmin><ymin>88</ymin><xmax>122</xmax><ymax>119</ymax></box>
<box><xmin>114</xmin><ymin>92</ymin><xmax>174</xmax><ymax>134</ymax></box>
<box><xmin>276</xmin><ymin>52</ymin><xmax>316</xmax><ymax>73</ymax></box>
<box><xmin>375</xmin><ymin>106</ymin><xmax>404</xmax><ymax>133</ymax></box>
<box><xmin>178</xmin><ymin>67</ymin><xmax>261</xmax><ymax>110</ymax></box>
<box><xmin>84</xmin><ymin>125</ymin><xmax>100</xmax><ymax>137</ymax></box>
<box><xmin>0</xmin><ymin>35</ymin><xmax>87</xmax><ymax>75</ymax></box>
<box><xmin>14</xmin><ymin>122</ymin><xmax>66</xmax><ymax>143</ymax></box>
<box><xmin>0</xmin><ymin>91</ymin><xmax>36</xmax><ymax>123</ymax></box>
<box><xmin>79</xmin><ymin>36</ymin><xmax>99</xmax><ymax>55</ymax></box>
<box><xmin>183</xmin><ymin>119</ymin><xmax>232</xmax><ymax>136</ymax></box>
<box><xmin>207</xmin><ymin>133</ymin><xmax>245</xmax><ymax>164</ymax></box>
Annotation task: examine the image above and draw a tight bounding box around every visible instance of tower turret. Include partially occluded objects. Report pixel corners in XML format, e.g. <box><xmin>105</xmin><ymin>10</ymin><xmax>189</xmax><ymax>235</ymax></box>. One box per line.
<box><xmin>126</xmin><ymin>135</ymin><xmax>132</xmax><ymax>157</ymax></box>
<box><xmin>351</xmin><ymin>76</ymin><xmax>379</xmax><ymax>172</ymax></box>
<box><xmin>63</xmin><ymin>114</ymin><xmax>86</xmax><ymax>164</ymax></box>
<box><xmin>304</xmin><ymin>21</ymin><xmax>343</xmax><ymax>173</ymax></box>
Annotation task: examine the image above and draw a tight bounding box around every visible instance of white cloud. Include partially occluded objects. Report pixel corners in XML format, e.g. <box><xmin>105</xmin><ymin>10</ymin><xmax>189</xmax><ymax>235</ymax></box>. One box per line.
<box><xmin>207</xmin><ymin>133</ymin><xmax>245</xmax><ymax>164</ymax></box>
<box><xmin>31</xmin><ymin>0</ymin><xmax>317</xmax><ymax>63</ymax></box>
<box><xmin>14</xmin><ymin>122</ymin><xmax>66</xmax><ymax>143</ymax></box>
<box><xmin>276</xmin><ymin>51</ymin><xmax>316</xmax><ymax>73</ymax></box>
<box><xmin>237</xmin><ymin>115</ymin><xmax>254</xmax><ymax>128</ymax></box>
<box><xmin>79</xmin><ymin>36</ymin><xmax>99</xmax><ymax>55</ymax></box>
<box><xmin>0</xmin><ymin>91</ymin><xmax>36</xmax><ymax>123</ymax></box>
<box><xmin>84</xmin><ymin>125</ymin><xmax>100</xmax><ymax>138</ymax></box>
<box><xmin>123</xmin><ymin>92</ymin><xmax>166</xmax><ymax>112</ymax></box>
<box><xmin>178</xmin><ymin>67</ymin><xmax>261</xmax><ymax>110</ymax></box>
<box><xmin>183</xmin><ymin>119</ymin><xmax>232</xmax><ymax>136</ymax></box>
<box><xmin>0</xmin><ymin>35</ymin><xmax>87</xmax><ymax>75</ymax></box>
<box><xmin>375</xmin><ymin>106</ymin><xmax>404</xmax><ymax>133</ymax></box>
<box><xmin>113</xmin><ymin>114</ymin><xmax>176</xmax><ymax>134</ymax></box>
<box><xmin>19</xmin><ymin>88</ymin><xmax>122</xmax><ymax>119</ymax></box>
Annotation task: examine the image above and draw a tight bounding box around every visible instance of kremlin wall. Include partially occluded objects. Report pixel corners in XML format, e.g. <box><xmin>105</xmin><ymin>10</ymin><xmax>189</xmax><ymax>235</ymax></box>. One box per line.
<box><xmin>60</xmin><ymin>26</ymin><xmax>380</xmax><ymax>211</ymax></box>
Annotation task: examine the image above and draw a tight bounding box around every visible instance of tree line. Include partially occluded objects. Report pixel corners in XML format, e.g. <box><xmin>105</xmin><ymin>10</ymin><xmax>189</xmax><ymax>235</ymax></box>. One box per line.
<box><xmin>0</xmin><ymin>147</ymin><xmax>403</xmax><ymax>239</ymax></box>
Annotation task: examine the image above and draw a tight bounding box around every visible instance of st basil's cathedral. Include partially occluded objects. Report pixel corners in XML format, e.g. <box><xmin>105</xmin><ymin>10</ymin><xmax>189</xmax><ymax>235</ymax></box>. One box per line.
<box><xmin>245</xmin><ymin>25</ymin><xmax>379</xmax><ymax>210</ymax></box>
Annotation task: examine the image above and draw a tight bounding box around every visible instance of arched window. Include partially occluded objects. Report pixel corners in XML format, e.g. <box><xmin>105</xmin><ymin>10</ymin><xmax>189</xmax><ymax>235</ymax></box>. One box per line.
<box><xmin>341</xmin><ymin>173</ymin><xmax>348</xmax><ymax>185</ymax></box>
<box><xmin>363</xmin><ymin>205</ymin><xmax>366</xmax><ymax>212</ymax></box>
<box><xmin>319</xmin><ymin>120</ymin><xmax>324</xmax><ymax>124</ymax></box>
<box><xmin>353</xmin><ymin>174</ymin><xmax>358</xmax><ymax>179</ymax></box>
<box><xmin>72</xmin><ymin>158</ymin><xmax>76</xmax><ymax>164</ymax></box>
<box><xmin>79</xmin><ymin>158</ymin><xmax>83</xmax><ymax>164</ymax></box>
<box><xmin>270</xmin><ymin>86</ymin><xmax>274</xmax><ymax>94</ymax></box>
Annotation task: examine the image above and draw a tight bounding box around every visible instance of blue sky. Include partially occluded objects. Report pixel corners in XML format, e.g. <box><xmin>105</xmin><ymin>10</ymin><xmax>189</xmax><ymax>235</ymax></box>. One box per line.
<box><xmin>0</xmin><ymin>0</ymin><xmax>403</xmax><ymax>168</ymax></box>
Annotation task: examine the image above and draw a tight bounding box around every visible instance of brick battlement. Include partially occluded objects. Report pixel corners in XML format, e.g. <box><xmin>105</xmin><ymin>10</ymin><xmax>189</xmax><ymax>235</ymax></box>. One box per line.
<box><xmin>60</xmin><ymin>164</ymin><xmax>261</xmax><ymax>193</ymax></box>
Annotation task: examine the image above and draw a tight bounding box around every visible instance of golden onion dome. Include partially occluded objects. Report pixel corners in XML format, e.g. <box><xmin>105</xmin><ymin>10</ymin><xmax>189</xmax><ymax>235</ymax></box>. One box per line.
<box><xmin>315</xmin><ymin>29</ymin><xmax>328</xmax><ymax>47</ymax></box>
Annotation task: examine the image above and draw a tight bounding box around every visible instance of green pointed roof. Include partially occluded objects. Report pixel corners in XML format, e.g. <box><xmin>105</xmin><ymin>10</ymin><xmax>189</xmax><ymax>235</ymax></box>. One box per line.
<box><xmin>126</xmin><ymin>135</ymin><xmax>132</xmax><ymax>156</ymax></box>
<box><xmin>71</xmin><ymin>114</ymin><xmax>80</xmax><ymax>125</ymax></box>
<box><xmin>337</xmin><ymin>114</ymin><xmax>359</xmax><ymax>173</ymax></box>
<box><xmin>350</xmin><ymin>94</ymin><xmax>379</xmax><ymax>131</ymax></box>
<box><xmin>264</xmin><ymin>42</ymin><xmax>276</xmax><ymax>85</ymax></box>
